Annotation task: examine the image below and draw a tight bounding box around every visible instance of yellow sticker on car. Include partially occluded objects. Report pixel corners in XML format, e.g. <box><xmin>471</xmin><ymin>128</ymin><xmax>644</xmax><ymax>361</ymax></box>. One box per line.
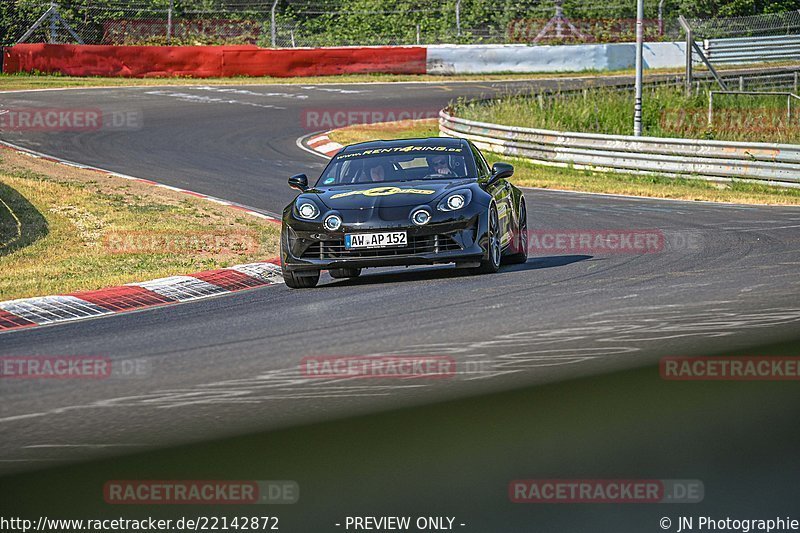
<box><xmin>330</xmin><ymin>187</ymin><xmax>436</xmax><ymax>199</ymax></box>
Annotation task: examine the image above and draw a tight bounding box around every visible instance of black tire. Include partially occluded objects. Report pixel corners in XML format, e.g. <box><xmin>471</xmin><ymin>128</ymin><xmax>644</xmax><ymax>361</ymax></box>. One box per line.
<box><xmin>283</xmin><ymin>269</ymin><xmax>320</xmax><ymax>288</ymax></box>
<box><xmin>505</xmin><ymin>198</ymin><xmax>528</xmax><ymax>265</ymax></box>
<box><xmin>475</xmin><ymin>204</ymin><xmax>502</xmax><ymax>274</ymax></box>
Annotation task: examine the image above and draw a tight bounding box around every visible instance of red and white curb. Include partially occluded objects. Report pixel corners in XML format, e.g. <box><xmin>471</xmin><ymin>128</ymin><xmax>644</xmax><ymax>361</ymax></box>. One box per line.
<box><xmin>0</xmin><ymin>261</ymin><xmax>284</xmax><ymax>333</ymax></box>
<box><xmin>303</xmin><ymin>132</ymin><xmax>343</xmax><ymax>158</ymax></box>
<box><xmin>0</xmin><ymin>141</ymin><xmax>289</xmax><ymax>333</ymax></box>
<box><xmin>0</xmin><ymin>141</ymin><xmax>281</xmax><ymax>223</ymax></box>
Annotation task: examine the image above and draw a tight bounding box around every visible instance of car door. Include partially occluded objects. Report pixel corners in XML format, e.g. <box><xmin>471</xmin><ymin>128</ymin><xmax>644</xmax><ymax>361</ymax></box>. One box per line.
<box><xmin>470</xmin><ymin>142</ymin><xmax>514</xmax><ymax>248</ymax></box>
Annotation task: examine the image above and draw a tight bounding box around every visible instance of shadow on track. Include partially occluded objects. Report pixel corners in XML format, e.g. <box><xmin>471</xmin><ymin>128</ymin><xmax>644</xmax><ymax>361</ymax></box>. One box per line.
<box><xmin>505</xmin><ymin>254</ymin><xmax>593</xmax><ymax>272</ymax></box>
<box><xmin>323</xmin><ymin>254</ymin><xmax>593</xmax><ymax>287</ymax></box>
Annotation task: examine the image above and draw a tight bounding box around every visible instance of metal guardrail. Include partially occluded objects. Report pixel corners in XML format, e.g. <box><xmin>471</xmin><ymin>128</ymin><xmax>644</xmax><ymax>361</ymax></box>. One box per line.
<box><xmin>439</xmin><ymin>109</ymin><xmax>800</xmax><ymax>187</ymax></box>
<box><xmin>720</xmin><ymin>71</ymin><xmax>800</xmax><ymax>92</ymax></box>
<box><xmin>703</xmin><ymin>34</ymin><xmax>800</xmax><ymax>64</ymax></box>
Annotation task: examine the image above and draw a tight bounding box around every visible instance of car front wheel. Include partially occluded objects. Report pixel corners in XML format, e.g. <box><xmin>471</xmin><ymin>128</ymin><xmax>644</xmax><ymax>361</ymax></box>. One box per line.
<box><xmin>475</xmin><ymin>204</ymin><xmax>501</xmax><ymax>274</ymax></box>
<box><xmin>505</xmin><ymin>198</ymin><xmax>528</xmax><ymax>265</ymax></box>
<box><xmin>283</xmin><ymin>269</ymin><xmax>320</xmax><ymax>288</ymax></box>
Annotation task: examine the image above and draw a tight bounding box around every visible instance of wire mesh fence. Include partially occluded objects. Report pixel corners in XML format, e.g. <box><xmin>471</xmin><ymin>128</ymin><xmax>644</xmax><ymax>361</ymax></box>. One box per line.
<box><xmin>5</xmin><ymin>1</ymin><xmax>800</xmax><ymax>48</ymax></box>
<box><xmin>686</xmin><ymin>10</ymin><xmax>800</xmax><ymax>40</ymax></box>
<box><xmin>2</xmin><ymin>0</ymin><xmax>683</xmax><ymax>48</ymax></box>
<box><xmin>678</xmin><ymin>10</ymin><xmax>800</xmax><ymax>86</ymax></box>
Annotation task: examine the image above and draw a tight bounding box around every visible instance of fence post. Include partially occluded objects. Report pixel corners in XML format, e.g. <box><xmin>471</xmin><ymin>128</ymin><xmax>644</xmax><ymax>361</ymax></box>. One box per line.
<box><xmin>739</xmin><ymin>76</ymin><xmax>744</xmax><ymax>91</ymax></box>
<box><xmin>678</xmin><ymin>16</ymin><xmax>696</xmax><ymax>96</ymax></box>
<box><xmin>167</xmin><ymin>0</ymin><xmax>173</xmax><ymax>45</ymax></box>
<box><xmin>794</xmin><ymin>71</ymin><xmax>798</xmax><ymax>93</ymax></box>
<box><xmin>271</xmin><ymin>0</ymin><xmax>279</xmax><ymax>47</ymax></box>
<box><xmin>707</xmin><ymin>91</ymin><xmax>713</xmax><ymax>126</ymax></box>
<box><xmin>788</xmin><ymin>94</ymin><xmax>792</xmax><ymax>121</ymax></box>
<box><xmin>49</xmin><ymin>2</ymin><xmax>57</xmax><ymax>43</ymax></box>
<box><xmin>456</xmin><ymin>0</ymin><xmax>462</xmax><ymax>37</ymax></box>
<box><xmin>633</xmin><ymin>0</ymin><xmax>644</xmax><ymax>136</ymax></box>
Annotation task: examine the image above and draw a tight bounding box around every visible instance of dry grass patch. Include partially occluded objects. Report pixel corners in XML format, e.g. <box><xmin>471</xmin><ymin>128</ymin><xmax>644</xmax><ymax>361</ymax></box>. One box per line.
<box><xmin>0</xmin><ymin>149</ymin><xmax>279</xmax><ymax>301</ymax></box>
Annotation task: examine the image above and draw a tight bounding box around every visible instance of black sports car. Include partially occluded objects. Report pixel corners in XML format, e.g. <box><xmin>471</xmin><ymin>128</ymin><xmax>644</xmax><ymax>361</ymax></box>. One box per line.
<box><xmin>280</xmin><ymin>137</ymin><xmax>528</xmax><ymax>288</ymax></box>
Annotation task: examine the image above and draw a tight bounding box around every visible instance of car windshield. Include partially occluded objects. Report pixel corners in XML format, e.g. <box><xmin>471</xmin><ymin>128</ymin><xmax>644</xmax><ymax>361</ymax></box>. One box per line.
<box><xmin>316</xmin><ymin>145</ymin><xmax>476</xmax><ymax>186</ymax></box>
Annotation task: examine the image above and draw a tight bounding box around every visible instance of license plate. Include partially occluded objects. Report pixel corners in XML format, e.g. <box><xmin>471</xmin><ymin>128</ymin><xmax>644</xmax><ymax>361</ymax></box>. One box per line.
<box><xmin>345</xmin><ymin>231</ymin><xmax>407</xmax><ymax>249</ymax></box>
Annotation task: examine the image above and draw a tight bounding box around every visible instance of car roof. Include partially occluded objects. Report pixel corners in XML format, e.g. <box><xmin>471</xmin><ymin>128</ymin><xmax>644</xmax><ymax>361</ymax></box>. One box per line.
<box><xmin>340</xmin><ymin>137</ymin><xmax>468</xmax><ymax>153</ymax></box>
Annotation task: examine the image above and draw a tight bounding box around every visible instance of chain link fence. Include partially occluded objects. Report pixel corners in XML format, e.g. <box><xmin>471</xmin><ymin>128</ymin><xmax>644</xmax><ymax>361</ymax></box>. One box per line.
<box><xmin>3</xmin><ymin>0</ymin><xmax>684</xmax><ymax>48</ymax></box>
<box><xmin>5</xmin><ymin>1</ymin><xmax>800</xmax><ymax>48</ymax></box>
<box><xmin>686</xmin><ymin>10</ymin><xmax>800</xmax><ymax>40</ymax></box>
<box><xmin>676</xmin><ymin>10</ymin><xmax>800</xmax><ymax>92</ymax></box>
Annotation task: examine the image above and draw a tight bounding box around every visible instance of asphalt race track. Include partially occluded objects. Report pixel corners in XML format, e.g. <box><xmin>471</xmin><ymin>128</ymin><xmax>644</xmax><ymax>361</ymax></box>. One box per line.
<box><xmin>1</xmin><ymin>78</ymin><xmax>800</xmax><ymax>530</ymax></box>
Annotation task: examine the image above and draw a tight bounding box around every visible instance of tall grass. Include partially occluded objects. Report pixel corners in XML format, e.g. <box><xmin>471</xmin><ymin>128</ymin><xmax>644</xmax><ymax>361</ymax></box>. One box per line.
<box><xmin>456</xmin><ymin>86</ymin><xmax>800</xmax><ymax>144</ymax></box>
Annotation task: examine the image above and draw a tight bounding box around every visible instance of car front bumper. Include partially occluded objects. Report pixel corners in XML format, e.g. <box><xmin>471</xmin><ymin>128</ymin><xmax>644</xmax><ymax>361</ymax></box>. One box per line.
<box><xmin>281</xmin><ymin>214</ymin><xmax>487</xmax><ymax>272</ymax></box>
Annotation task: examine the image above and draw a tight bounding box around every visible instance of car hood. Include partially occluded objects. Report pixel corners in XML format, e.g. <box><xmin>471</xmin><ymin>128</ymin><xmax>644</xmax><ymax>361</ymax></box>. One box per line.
<box><xmin>310</xmin><ymin>179</ymin><xmax>475</xmax><ymax>209</ymax></box>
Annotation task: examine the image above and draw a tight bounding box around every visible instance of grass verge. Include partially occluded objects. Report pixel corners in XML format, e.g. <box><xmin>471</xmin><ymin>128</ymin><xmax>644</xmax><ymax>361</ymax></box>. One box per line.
<box><xmin>328</xmin><ymin>118</ymin><xmax>800</xmax><ymax>205</ymax></box>
<box><xmin>0</xmin><ymin>149</ymin><xmax>280</xmax><ymax>301</ymax></box>
<box><xmin>0</xmin><ymin>67</ymin><xmax>694</xmax><ymax>91</ymax></box>
<box><xmin>1</xmin><ymin>63</ymin><xmax>791</xmax><ymax>91</ymax></box>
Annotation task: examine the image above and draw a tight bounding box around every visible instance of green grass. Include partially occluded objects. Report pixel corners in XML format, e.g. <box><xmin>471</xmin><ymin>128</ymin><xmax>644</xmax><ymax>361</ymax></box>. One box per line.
<box><xmin>0</xmin><ymin>70</ymin><xmax>633</xmax><ymax>91</ymax></box>
<box><xmin>328</xmin><ymin>118</ymin><xmax>800</xmax><ymax>205</ymax></box>
<box><xmin>455</xmin><ymin>85</ymin><xmax>800</xmax><ymax>144</ymax></box>
<box><xmin>0</xmin><ymin>150</ymin><xmax>280</xmax><ymax>301</ymax></box>
<box><xmin>2</xmin><ymin>61</ymin><xmax>794</xmax><ymax>92</ymax></box>
<box><xmin>0</xmin><ymin>66</ymin><xmax>718</xmax><ymax>92</ymax></box>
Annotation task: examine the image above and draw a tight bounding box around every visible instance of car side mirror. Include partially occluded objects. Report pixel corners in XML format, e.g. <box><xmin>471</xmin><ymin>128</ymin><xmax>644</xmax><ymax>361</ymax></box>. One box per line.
<box><xmin>488</xmin><ymin>162</ymin><xmax>514</xmax><ymax>184</ymax></box>
<box><xmin>288</xmin><ymin>173</ymin><xmax>309</xmax><ymax>191</ymax></box>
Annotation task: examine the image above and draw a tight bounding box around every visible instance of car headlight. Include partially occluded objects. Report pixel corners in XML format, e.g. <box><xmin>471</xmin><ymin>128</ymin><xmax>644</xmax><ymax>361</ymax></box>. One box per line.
<box><xmin>411</xmin><ymin>209</ymin><xmax>431</xmax><ymax>226</ymax></box>
<box><xmin>437</xmin><ymin>190</ymin><xmax>472</xmax><ymax>212</ymax></box>
<box><xmin>296</xmin><ymin>201</ymin><xmax>319</xmax><ymax>220</ymax></box>
<box><xmin>323</xmin><ymin>214</ymin><xmax>342</xmax><ymax>231</ymax></box>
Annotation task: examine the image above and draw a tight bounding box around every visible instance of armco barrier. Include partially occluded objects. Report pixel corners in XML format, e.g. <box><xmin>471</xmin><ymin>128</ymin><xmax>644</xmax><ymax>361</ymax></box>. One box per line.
<box><xmin>426</xmin><ymin>42</ymin><xmax>686</xmax><ymax>74</ymax></box>
<box><xmin>704</xmin><ymin>34</ymin><xmax>800</xmax><ymax>64</ymax></box>
<box><xmin>439</xmin><ymin>109</ymin><xmax>800</xmax><ymax>187</ymax></box>
<box><xmin>2</xmin><ymin>44</ymin><xmax>427</xmax><ymax>78</ymax></box>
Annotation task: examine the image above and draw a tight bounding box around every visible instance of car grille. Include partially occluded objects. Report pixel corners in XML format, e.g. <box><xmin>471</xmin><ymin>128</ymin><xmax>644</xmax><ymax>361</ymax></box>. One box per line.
<box><xmin>300</xmin><ymin>234</ymin><xmax>463</xmax><ymax>260</ymax></box>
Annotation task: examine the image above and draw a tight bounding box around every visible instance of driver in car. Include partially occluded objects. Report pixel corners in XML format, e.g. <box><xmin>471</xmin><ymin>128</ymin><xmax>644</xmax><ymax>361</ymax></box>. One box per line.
<box><xmin>427</xmin><ymin>155</ymin><xmax>456</xmax><ymax>177</ymax></box>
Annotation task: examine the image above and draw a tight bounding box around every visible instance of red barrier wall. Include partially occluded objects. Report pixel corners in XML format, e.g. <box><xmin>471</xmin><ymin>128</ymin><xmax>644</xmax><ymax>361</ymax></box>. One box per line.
<box><xmin>220</xmin><ymin>47</ymin><xmax>427</xmax><ymax>77</ymax></box>
<box><xmin>2</xmin><ymin>44</ymin><xmax>427</xmax><ymax>78</ymax></box>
